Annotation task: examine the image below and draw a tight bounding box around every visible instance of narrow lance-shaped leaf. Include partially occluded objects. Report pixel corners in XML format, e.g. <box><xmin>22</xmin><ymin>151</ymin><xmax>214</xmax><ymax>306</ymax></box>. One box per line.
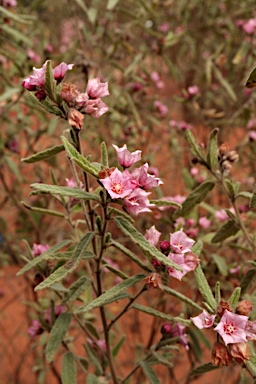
<box><xmin>21</xmin><ymin>201</ymin><xmax>66</xmax><ymax>218</ymax></box>
<box><xmin>22</xmin><ymin>145</ymin><xmax>65</xmax><ymax>163</ymax></box>
<box><xmin>211</xmin><ymin>220</ymin><xmax>239</xmax><ymax>243</ymax></box>
<box><xmin>63</xmin><ymin>276</ymin><xmax>91</xmax><ymax>303</ymax></box>
<box><xmin>150</xmin><ymin>200</ymin><xmax>181</xmax><ymax>209</ymax></box>
<box><xmin>245</xmin><ymin>66</ymin><xmax>256</xmax><ymax>88</ymax></box>
<box><xmin>249</xmin><ymin>185</ymin><xmax>256</xmax><ymax>209</ymax></box>
<box><xmin>215</xmin><ymin>282</ymin><xmax>221</xmax><ymax>306</ymax></box>
<box><xmin>101</xmin><ymin>141</ymin><xmax>109</xmax><ymax>167</ymax></box>
<box><xmin>139</xmin><ymin>361</ymin><xmax>160</xmax><ymax>384</ymax></box>
<box><xmin>75</xmin><ymin>274</ymin><xmax>146</xmax><ymax>314</ymax></box>
<box><xmin>46</xmin><ymin>312</ymin><xmax>72</xmax><ymax>363</ymax></box>
<box><xmin>17</xmin><ymin>240</ymin><xmax>72</xmax><ymax>276</ymax></box>
<box><xmin>31</xmin><ymin>183</ymin><xmax>100</xmax><ymax>201</ymax></box>
<box><xmin>212</xmin><ymin>254</ymin><xmax>228</xmax><ymax>277</ymax></box>
<box><xmin>241</xmin><ymin>269</ymin><xmax>256</xmax><ymax>294</ymax></box>
<box><xmin>44</xmin><ymin>60</ymin><xmax>57</xmax><ymax>102</ymax></box>
<box><xmin>162</xmin><ymin>286</ymin><xmax>204</xmax><ymax>312</ymax></box>
<box><xmin>185</xmin><ymin>130</ymin><xmax>206</xmax><ymax>163</ymax></box>
<box><xmin>61</xmin><ymin>352</ymin><xmax>76</xmax><ymax>384</ymax></box>
<box><xmin>189</xmin><ymin>363</ymin><xmax>219</xmax><ymax>377</ymax></box>
<box><xmin>61</xmin><ymin>136</ymin><xmax>99</xmax><ymax>177</ymax></box>
<box><xmin>131</xmin><ymin>304</ymin><xmax>191</xmax><ymax>326</ymax></box>
<box><xmin>114</xmin><ymin>216</ymin><xmax>182</xmax><ymax>271</ymax></box>
<box><xmin>194</xmin><ymin>264</ymin><xmax>216</xmax><ymax>312</ymax></box>
<box><xmin>150</xmin><ymin>351</ymin><xmax>173</xmax><ymax>369</ymax></box>
<box><xmin>35</xmin><ymin>232</ymin><xmax>95</xmax><ymax>291</ymax></box>
<box><xmin>206</xmin><ymin>128</ymin><xmax>219</xmax><ymax>171</ymax></box>
<box><xmin>229</xmin><ymin>287</ymin><xmax>241</xmax><ymax>311</ymax></box>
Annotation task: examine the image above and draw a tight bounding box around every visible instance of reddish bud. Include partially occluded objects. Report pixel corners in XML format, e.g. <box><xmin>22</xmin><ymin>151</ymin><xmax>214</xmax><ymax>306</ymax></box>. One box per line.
<box><xmin>236</xmin><ymin>300</ymin><xmax>253</xmax><ymax>316</ymax></box>
<box><xmin>216</xmin><ymin>300</ymin><xmax>232</xmax><ymax>318</ymax></box>
<box><xmin>159</xmin><ymin>240</ymin><xmax>170</xmax><ymax>253</ymax></box>
<box><xmin>35</xmin><ymin>89</ymin><xmax>47</xmax><ymax>101</ymax></box>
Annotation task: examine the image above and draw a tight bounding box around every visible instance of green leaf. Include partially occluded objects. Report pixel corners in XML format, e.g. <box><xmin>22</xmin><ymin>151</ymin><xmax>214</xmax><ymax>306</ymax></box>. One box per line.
<box><xmin>110</xmin><ymin>240</ymin><xmax>152</xmax><ymax>272</ymax></box>
<box><xmin>22</xmin><ymin>145</ymin><xmax>65</xmax><ymax>163</ymax></box>
<box><xmin>21</xmin><ymin>201</ymin><xmax>66</xmax><ymax>218</ymax></box>
<box><xmin>194</xmin><ymin>265</ymin><xmax>216</xmax><ymax>312</ymax></box>
<box><xmin>225</xmin><ymin>179</ymin><xmax>235</xmax><ymax>200</ymax></box>
<box><xmin>150</xmin><ymin>351</ymin><xmax>173</xmax><ymax>368</ymax></box>
<box><xmin>192</xmin><ymin>241</ymin><xmax>203</xmax><ymax>256</ymax></box>
<box><xmin>0</xmin><ymin>87</ymin><xmax>20</xmax><ymax>102</ymax></box>
<box><xmin>86</xmin><ymin>373</ymin><xmax>98</xmax><ymax>384</ymax></box>
<box><xmin>107</xmin><ymin>0</ymin><xmax>120</xmax><ymax>10</ymax></box>
<box><xmin>62</xmin><ymin>352</ymin><xmax>76</xmax><ymax>384</ymax></box>
<box><xmin>108</xmin><ymin>207</ymin><xmax>135</xmax><ymax>223</ymax></box>
<box><xmin>206</xmin><ymin>128</ymin><xmax>219</xmax><ymax>171</ymax></box>
<box><xmin>139</xmin><ymin>361</ymin><xmax>160</xmax><ymax>384</ymax></box>
<box><xmin>101</xmin><ymin>142</ymin><xmax>109</xmax><ymax>167</ymax></box>
<box><xmin>241</xmin><ymin>269</ymin><xmax>256</xmax><ymax>294</ymax></box>
<box><xmin>245</xmin><ymin>66</ymin><xmax>256</xmax><ymax>88</ymax></box>
<box><xmin>4</xmin><ymin>155</ymin><xmax>22</xmax><ymax>182</ymax></box>
<box><xmin>75</xmin><ymin>274</ymin><xmax>145</xmax><ymax>314</ymax></box>
<box><xmin>61</xmin><ymin>136</ymin><xmax>99</xmax><ymax>177</ymax></box>
<box><xmin>83</xmin><ymin>344</ymin><xmax>103</xmax><ymax>375</ymax></box>
<box><xmin>63</xmin><ymin>276</ymin><xmax>91</xmax><ymax>303</ymax></box>
<box><xmin>131</xmin><ymin>304</ymin><xmax>191</xmax><ymax>326</ymax></box>
<box><xmin>162</xmin><ymin>286</ymin><xmax>204</xmax><ymax>312</ymax></box>
<box><xmin>17</xmin><ymin>240</ymin><xmax>72</xmax><ymax>276</ymax></box>
<box><xmin>174</xmin><ymin>181</ymin><xmax>215</xmax><ymax>218</ymax></box>
<box><xmin>185</xmin><ymin>130</ymin><xmax>206</xmax><ymax>163</ymax></box>
<box><xmin>46</xmin><ymin>312</ymin><xmax>72</xmax><ymax>363</ymax></box>
<box><xmin>212</xmin><ymin>254</ymin><xmax>228</xmax><ymax>277</ymax></box>
<box><xmin>35</xmin><ymin>232</ymin><xmax>95</xmax><ymax>291</ymax></box>
<box><xmin>150</xmin><ymin>200</ymin><xmax>182</xmax><ymax>209</ymax></box>
<box><xmin>31</xmin><ymin>183</ymin><xmax>100</xmax><ymax>201</ymax></box>
<box><xmin>189</xmin><ymin>362</ymin><xmax>219</xmax><ymax>377</ymax></box>
<box><xmin>114</xmin><ymin>216</ymin><xmax>182</xmax><ymax>271</ymax></box>
<box><xmin>213</xmin><ymin>65</ymin><xmax>237</xmax><ymax>101</ymax></box>
<box><xmin>249</xmin><ymin>186</ymin><xmax>256</xmax><ymax>210</ymax></box>
<box><xmin>229</xmin><ymin>287</ymin><xmax>241</xmax><ymax>310</ymax></box>
<box><xmin>215</xmin><ymin>282</ymin><xmax>221</xmax><ymax>306</ymax></box>
<box><xmin>236</xmin><ymin>191</ymin><xmax>252</xmax><ymax>200</ymax></box>
<box><xmin>211</xmin><ymin>220</ymin><xmax>239</xmax><ymax>243</ymax></box>
<box><xmin>112</xmin><ymin>335</ymin><xmax>126</xmax><ymax>358</ymax></box>
<box><xmin>0</xmin><ymin>5</ymin><xmax>35</xmax><ymax>24</ymax></box>
<box><xmin>44</xmin><ymin>60</ymin><xmax>57</xmax><ymax>102</ymax></box>
<box><xmin>1</xmin><ymin>24</ymin><xmax>32</xmax><ymax>46</ymax></box>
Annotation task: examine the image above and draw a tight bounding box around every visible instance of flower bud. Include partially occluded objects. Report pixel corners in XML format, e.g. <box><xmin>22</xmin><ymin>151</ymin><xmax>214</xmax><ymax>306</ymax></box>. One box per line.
<box><xmin>161</xmin><ymin>323</ymin><xmax>172</xmax><ymax>335</ymax></box>
<box><xmin>68</xmin><ymin>109</ymin><xmax>84</xmax><ymax>130</ymax></box>
<box><xmin>218</xmin><ymin>143</ymin><xmax>229</xmax><ymax>157</ymax></box>
<box><xmin>211</xmin><ymin>342</ymin><xmax>232</xmax><ymax>366</ymax></box>
<box><xmin>236</xmin><ymin>300</ymin><xmax>253</xmax><ymax>316</ymax></box>
<box><xmin>159</xmin><ymin>240</ymin><xmax>170</xmax><ymax>253</ymax></box>
<box><xmin>216</xmin><ymin>300</ymin><xmax>232</xmax><ymax>318</ymax></box>
<box><xmin>229</xmin><ymin>342</ymin><xmax>250</xmax><ymax>364</ymax></box>
<box><xmin>35</xmin><ymin>89</ymin><xmax>47</xmax><ymax>101</ymax></box>
<box><xmin>227</xmin><ymin>151</ymin><xmax>239</xmax><ymax>163</ymax></box>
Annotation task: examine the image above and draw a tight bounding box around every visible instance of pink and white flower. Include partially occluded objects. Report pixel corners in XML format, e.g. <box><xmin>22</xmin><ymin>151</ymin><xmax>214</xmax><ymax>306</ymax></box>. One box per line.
<box><xmin>170</xmin><ymin>230</ymin><xmax>195</xmax><ymax>254</ymax></box>
<box><xmin>84</xmin><ymin>98</ymin><xmax>108</xmax><ymax>118</ymax></box>
<box><xmin>131</xmin><ymin>163</ymin><xmax>163</xmax><ymax>190</ymax></box>
<box><xmin>32</xmin><ymin>243</ymin><xmax>50</xmax><ymax>257</ymax></box>
<box><xmin>198</xmin><ymin>216</ymin><xmax>211</xmax><ymax>229</ymax></box>
<box><xmin>191</xmin><ymin>310</ymin><xmax>216</xmax><ymax>329</ymax></box>
<box><xmin>100</xmin><ymin>168</ymin><xmax>133</xmax><ymax>199</ymax></box>
<box><xmin>123</xmin><ymin>188</ymin><xmax>153</xmax><ymax>216</ymax></box>
<box><xmin>214</xmin><ymin>310</ymin><xmax>248</xmax><ymax>345</ymax></box>
<box><xmin>145</xmin><ymin>225</ymin><xmax>161</xmax><ymax>247</ymax></box>
<box><xmin>86</xmin><ymin>78</ymin><xmax>109</xmax><ymax>99</ymax></box>
<box><xmin>113</xmin><ymin>144</ymin><xmax>141</xmax><ymax>168</ymax></box>
<box><xmin>53</xmin><ymin>62</ymin><xmax>74</xmax><ymax>83</ymax></box>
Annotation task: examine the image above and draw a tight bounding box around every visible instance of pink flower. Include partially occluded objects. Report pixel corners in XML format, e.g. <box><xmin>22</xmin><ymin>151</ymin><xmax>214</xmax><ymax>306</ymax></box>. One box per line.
<box><xmin>247</xmin><ymin>119</ymin><xmax>255</xmax><ymax>130</ymax></box>
<box><xmin>86</xmin><ymin>78</ymin><xmax>109</xmax><ymax>99</ymax></box>
<box><xmin>198</xmin><ymin>216</ymin><xmax>211</xmax><ymax>229</ymax></box>
<box><xmin>249</xmin><ymin>130</ymin><xmax>256</xmax><ymax>141</ymax></box>
<box><xmin>44</xmin><ymin>305</ymin><xmax>65</xmax><ymax>324</ymax></box>
<box><xmin>246</xmin><ymin>321</ymin><xmax>256</xmax><ymax>341</ymax></box>
<box><xmin>32</xmin><ymin>243</ymin><xmax>50</xmax><ymax>257</ymax></box>
<box><xmin>53</xmin><ymin>62</ymin><xmax>74</xmax><ymax>83</ymax></box>
<box><xmin>191</xmin><ymin>310</ymin><xmax>216</xmax><ymax>329</ymax></box>
<box><xmin>85</xmin><ymin>98</ymin><xmax>108</xmax><ymax>118</ymax></box>
<box><xmin>214</xmin><ymin>310</ymin><xmax>248</xmax><ymax>345</ymax></box>
<box><xmin>167</xmin><ymin>251</ymin><xmax>199</xmax><ymax>280</ymax></box>
<box><xmin>171</xmin><ymin>323</ymin><xmax>189</xmax><ymax>350</ymax></box>
<box><xmin>27</xmin><ymin>320</ymin><xmax>42</xmax><ymax>338</ymax></box>
<box><xmin>145</xmin><ymin>225</ymin><xmax>161</xmax><ymax>246</ymax></box>
<box><xmin>100</xmin><ymin>168</ymin><xmax>133</xmax><ymax>199</ymax></box>
<box><xmin>123</xmin><ymin>188</ymin><xmax>153</xmax><ymax>216</ymax></box>
<box><xmin>229</xmin><ymin>265</ymin><xmax>241</xmax><ymax>274</ymax></box>
<box><xmin>112</xmin><ymin>144</ymin><xmax>141</xmax><ymax>168</ymax></box>
<box><xmin>185</xmin><ymin>228</ymin><xmax>199</xmax><ymax>238</ymax></box>
<box><xmin>150</xmin><ymin>72</ymin><xmax>164</xmax><ymax>89</ymax></box>
<box><xmin>170</xmin><ymin>230</ymin><xmax>195</xmax><ymax>254</ymax></box>
<box><xmin>243</xmin><ymin>19</ymin><xmax>256</xmax><ymax>34</ymax></box>
<box><xmin>75</xmin><ymin>92</ymin><xmax>89</xmax><ymax>108</ymax></box>
<box><xmin>215</xmin><ymin>209</ymin><xmax>228</xmax><ymax>221</ymax></box>
<box><xmin>154</xmin><ymin>100</ymin><xmax>168</xmax><ymax>116</ymax></box>
<box><xmin>187</xmin><ymin>85</ymin><xmax>199</xmax><ymax>96</ymax></box>
<box><xmin>158</xmin><ymin>22</ymin><xmax>170</xmax><ymax>33</ymax></box>
<box><xmin>27</xmin><ymin>49</ymin><xmax>41</xmax><ymax>63</ymax></box>
<box><xmin>131</xmin><ymin>163</ymin><xmax>163</xmax><ymax>190</ymax></box>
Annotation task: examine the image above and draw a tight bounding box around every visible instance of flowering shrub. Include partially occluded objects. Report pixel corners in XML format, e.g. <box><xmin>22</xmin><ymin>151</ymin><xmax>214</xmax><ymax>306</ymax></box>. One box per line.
<box><xmin>1</xmin><ymin>1</ymin><xmax>256</xmax><ymax>383</ymax></box>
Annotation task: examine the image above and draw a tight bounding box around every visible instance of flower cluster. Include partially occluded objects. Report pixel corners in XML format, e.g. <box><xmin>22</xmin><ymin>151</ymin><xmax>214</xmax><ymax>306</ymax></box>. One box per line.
<box><xmin>99</xmin><ymin>145</ymin><xmax>162</xmax><ymax>215</ymax></box>
<box><xmin>191</xmin><ymin>300</ymin><xmax>255</xmax><ymax>366</ymax></box>
<box><xmin>161</xmin><ymin>322</ymin><xmax>189</xmax><ymax>350</ymax></box>
<box><xmin>22</xmin><ymin>61</ymin><xmax>109</xmax><ymax>122</ymax></box>
<box><xmin>145</xmin><ymin>226</ymin><xmax>200</xmax><ymax>280</ymax></box>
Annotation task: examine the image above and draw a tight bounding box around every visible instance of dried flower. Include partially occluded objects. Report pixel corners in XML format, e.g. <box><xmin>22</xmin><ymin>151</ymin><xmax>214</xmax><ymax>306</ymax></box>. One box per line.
<box><xmin>211</xmin><ymin>342</ymin><xmax>232</xmax><ymax>366</ymax></box>
<box><xmin>144</xmin><ymin>273</ymin><xmax>163</xmax><ymax>289</ymax></box>
<box><xmin>236</xmin><ymin>300</ymin><xmax>253</xmax><ymax>316</ymax></box>
<box><xmin>61</xmin><ymin>83</ymin><xmax>80</xmax><ymax>104</ymax></box>
<box><xmin>68</xmin><ymin>109</ymin><xmax>84</xmax><ymax>130</ymax></box>
<box><xmin>229</xmin><ymin>342</ymin><xmax>250</xmax><ymax>364</ymax></box>
<box><xmin>216</xmin><ymin>300</ymin><xmax>232</xmax><ymax>317</ymax></box>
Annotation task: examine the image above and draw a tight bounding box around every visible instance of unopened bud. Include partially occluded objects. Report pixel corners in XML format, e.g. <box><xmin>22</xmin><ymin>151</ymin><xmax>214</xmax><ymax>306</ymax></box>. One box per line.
<box><xmin>218</xmin><ymin>144</ymin><xmax>229</xmax><ymax>156</ymax></box>
<box><xmin>229</xmin><ymin>342</ymin><xmax>250</xmax><ymax>364</ymax></box>
<box><xmin>68</xmin><ymin>109</ymin><xmax>84</xmax><ymax>130</ymax></box>
<box><xmin>161</xmin><ymin>323</ymin><xmax>172</xmax><ymax>335</ymax></box>
<box><xmin>159</xmin><ymin>240</ymin><xmax>170</xmax><ymax>253</ymax></box>
<box><xmin>227</xmin><ymin>151</ymin><xmax>239</xmax><ymax>163</ymax></box>
<box><xmin>217</xmin><ymin>300</ymin><xmax>232</xmax><ymax>318</ymax></box>
<box><xmin>236</xmin><ymin>300</ymin><xmax>253</xmax><ymax>316</ymax></box>
<box><xmin>221</xmin><ymin>160</ymin><xmax>232</xmax><ymax>172</ymax></box>
<box><xmin>35</xmin><ymin>89</ymin><xmax>47</xmax><ymax>101</ymax></box>
<box><xmin>211</xmin><ymin>342</ymin><xmax>232</xmax><ymax>366</ymax></box>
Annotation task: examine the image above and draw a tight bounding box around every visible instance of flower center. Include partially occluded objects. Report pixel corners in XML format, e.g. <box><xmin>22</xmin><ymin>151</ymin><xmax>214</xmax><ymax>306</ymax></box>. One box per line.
<box><xmin>112</xmin><ymin>182</ymin><xmax>123</xmax><ymax>194</ymax></box>
<box><xmin>203</xmin><ymin>318</ymin><xmax>212</xmax><ymax>326</ymax></box>
<box><xmin>174</xmin><ymin>242</ymin><xmax>183</xmax><ymax>250</ymax></box>
<box><xmin>223</xmin><ymin>322</ymin><xmax>236</xmax><ymax>335</ymax></box>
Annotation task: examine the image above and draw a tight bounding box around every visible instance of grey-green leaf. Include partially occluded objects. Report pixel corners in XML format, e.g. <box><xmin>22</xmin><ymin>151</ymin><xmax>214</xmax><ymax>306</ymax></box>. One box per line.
<box><xmin>206</xmin><ymin>128</ymin><xmax>219</xmax><ymax>171</ymax></box>
<box><xmin>34</xmin><ymin>232</ymin><xmax>94</xmax><ymax>291</ymax></box>
<box><xmin>62</xmin><ymin>352</ymin><xmax>76</xmax><ymax>384</ymax></box>
<box><xmin>185</xmin><ymin>130</ymin><xmax>206</xmax><ymax>162</ymax></box>
<box><xmin>75</xmin><ymin>274</ymin><xmax>145</xmax><ymax>314</ymax></box>
<box><xmin>101</xmin><ymin>141</ymin><xmax>109</xmax><ymax>167</ymax></box>
<box><xmin>249</xmin><ymin>185</ymin><xmax>256</xmax><ymax>210</ymax></box>
<box><xmin>189</xmin><ymin>362</ymin><xmax>219</xmax><ymax>377</ymax></box>
<box><xmin>229</xmin><ymin>287</ymin><xmax>241</xmax><ymax>310</ymax></box>
<box><xmin>139</xmin><ymin>361</ymin><xmax>160</xmax><ymax>384</ymax></box>
<box><xmin>241</xmin><ymin>269</ymin><xmax>256</xmax><ymax>294</ymax></box>
<box><xmin>131</xmin><ymin>304</ymin><xmax>191</xmax><ymax>326</ymax></box>
<box><xmin>162</xmin><ymin>286</ymin><xmax>203</xmax><ymax>312</ymax></box>
<box><xmin>110</xmin><ymin>240</ymin><xmax>152</xmax><ymax>272</ymax></box>
<box><xmin>31</xmin><ymin>183</ymin><xmax>100</xmax><ymax>201</ymax></box>
<box><xmin>174</xmin><ymin>181</ymin><xmax>215</xmax><ymax>218</ymax></box>
<box><xmin>150</xmin><ymin>199</ymin><xmax>182</xmax><ymax>209</ymax></box>
<box><xmin>63</xmin><ymin>276</ymin><xmax>91</xmax><ymax>303</ymax></box>
<box><xmin>194</xmin><ymin>265</ymin><xmax>216</xmax><ymax>312</ymax></box>
<box><xmin>212</xmin><ymin>254</ymin><xmax>228</xmax><ymax>277</ymax></box>
<box><xmin>46</xmin><ymin>313</ymin><xmax>72</xmax><ymax>363</ymax></box>
<box><xmin>211</xmin><ymin>220</ymin><xmax>239</xmax><ymax>243</ymax></box>
<box><xmin>22</xmin><ymin>145</ymin><xmax>65</xmax><ymax>163</ymax></box>
<box><xmin>114</xmin><ymin>216</ymin><xmax>182</xmax><ymax>271</ymax></box>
